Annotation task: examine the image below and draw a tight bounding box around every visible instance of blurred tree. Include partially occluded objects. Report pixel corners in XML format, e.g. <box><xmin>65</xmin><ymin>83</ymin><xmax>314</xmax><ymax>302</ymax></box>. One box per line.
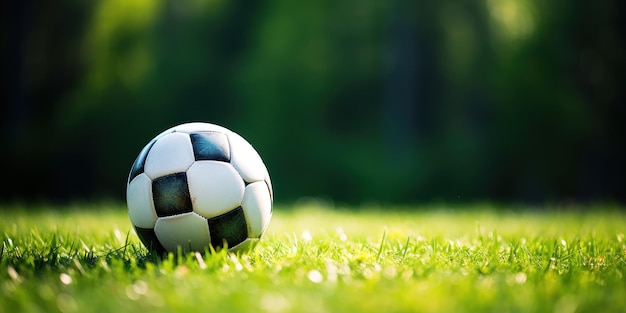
<box><xmin>1</xmin><ymin>0</ymin><xmax>624</xmax><ymax>204</ymax></box>
<box><xmin>2</xmin><ymin>0</ymin><xmax>96</xmax><ymax>200</ymax></box>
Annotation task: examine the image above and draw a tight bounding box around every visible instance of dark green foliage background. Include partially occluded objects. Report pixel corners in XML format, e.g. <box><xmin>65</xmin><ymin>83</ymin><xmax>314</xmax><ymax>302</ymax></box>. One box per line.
<box><xmin>2</xmin><ymin>0</ymin><xmax>625</xmax><ymax>204</ymax></box>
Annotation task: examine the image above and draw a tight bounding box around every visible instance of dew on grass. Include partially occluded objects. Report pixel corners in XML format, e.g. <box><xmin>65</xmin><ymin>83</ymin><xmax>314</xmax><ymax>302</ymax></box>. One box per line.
<box><xmin>515</xmin><ymin>272</ymin><xmax>527</xmax><ymax>284</ymax></box>
<box><xmin>125</xmin><ymin>285</ymin><xmax>140</xmax><ymax>300</ymax></box>
<box><xmin>301</xmin><ymin>230</ymin><xmax>312</xmax><ymax>242</ymax></box>
<box><xmin>60</xmin><ymin>273</ymin><xmax>72</xmax><ymax>285</ymax></box>
<box><xmin>133</xmin><ymin>280</ymin><xmax>148</xmax><ymax>295</ymax></box>
<box><xmin>307</xmin><ymin>269</ymin><xmax>323</xmax><ymax>283</ymax></box>
<box><xmin>7</xmin><ymin>266</ymin><xmax>21</xmax><ymax>282</ymax></box>
<box><xmin>125</xmin><ymin>280</ymin><xmax>149</xmax><ymax>300</ymax></box>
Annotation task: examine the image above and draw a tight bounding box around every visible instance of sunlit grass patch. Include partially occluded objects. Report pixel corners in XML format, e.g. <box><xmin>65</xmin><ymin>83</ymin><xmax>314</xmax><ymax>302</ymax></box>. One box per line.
<box><xmin>1</xmin><ymin>203</ymin><xmax>625</xmax><ymax>312</ymax></box>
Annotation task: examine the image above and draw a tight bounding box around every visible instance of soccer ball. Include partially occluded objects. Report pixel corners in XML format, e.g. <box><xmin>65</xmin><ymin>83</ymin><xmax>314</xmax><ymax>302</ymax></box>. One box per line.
<box><xmin>126</xmin><ymin>122</ymin><xmax>273</xmax><ymax>254</ymax></box>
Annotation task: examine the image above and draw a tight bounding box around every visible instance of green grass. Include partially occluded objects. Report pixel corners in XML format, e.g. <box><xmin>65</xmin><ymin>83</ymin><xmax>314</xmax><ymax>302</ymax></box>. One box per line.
<box><xmin>1</xmin><ymin>202</ymin><xmax>625</xmax><ymax>313</ymax></box>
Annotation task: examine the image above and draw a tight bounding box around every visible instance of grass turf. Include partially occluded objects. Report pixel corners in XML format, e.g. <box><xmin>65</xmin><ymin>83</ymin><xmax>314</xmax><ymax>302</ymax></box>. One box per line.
<box><xmin>1</xmin><ymin>203</ymin><xmax>625</xmax><ymax>312</ymax></box>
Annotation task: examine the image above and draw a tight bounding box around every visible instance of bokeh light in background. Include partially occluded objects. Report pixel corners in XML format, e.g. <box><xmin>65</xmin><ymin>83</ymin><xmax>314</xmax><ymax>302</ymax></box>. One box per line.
<box><xmin>2</xmin><ymin>0</ymin><xmax>625</xmax><ymax>205</ymax></box>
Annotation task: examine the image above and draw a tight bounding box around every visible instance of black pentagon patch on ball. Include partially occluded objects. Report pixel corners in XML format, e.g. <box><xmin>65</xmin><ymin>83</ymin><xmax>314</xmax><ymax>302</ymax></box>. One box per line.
<box><xmin>190</xmin><ymin>132</ymin><xmax>230</xmax><ymax>162</ymax></box>
<box><xmin>152</xmin><ymin>173</ymin><xmax>193</xmax><ymax>217</ymax></box>
<box><xmin>134</xmin><ymin>226</ymin><xmax>167</xmax><ymax>255</ymax></box>
<box><xmin>128</xmin><ymin>139</ymin><xmax>157</xmax><ymax>183</ymax></box>
<box><xmin>208</xmin><ymin>207</ymin><xmax>248</xmax><ymax>249</ymax></box>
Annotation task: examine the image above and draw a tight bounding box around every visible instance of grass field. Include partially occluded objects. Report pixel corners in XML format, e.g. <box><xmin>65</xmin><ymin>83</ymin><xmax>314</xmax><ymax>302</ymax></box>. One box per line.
<box><xmin>1</xmin><ymin>202</ymin><xmax>625</xmax><ymax>313</ymax></box>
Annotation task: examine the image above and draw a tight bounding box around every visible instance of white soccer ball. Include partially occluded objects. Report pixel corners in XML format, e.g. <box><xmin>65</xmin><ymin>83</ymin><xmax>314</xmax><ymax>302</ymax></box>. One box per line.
<box><xmin>126</xmin><ymin>122</ymin><xmax>273</xmax><ymax>254</ymax></box>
